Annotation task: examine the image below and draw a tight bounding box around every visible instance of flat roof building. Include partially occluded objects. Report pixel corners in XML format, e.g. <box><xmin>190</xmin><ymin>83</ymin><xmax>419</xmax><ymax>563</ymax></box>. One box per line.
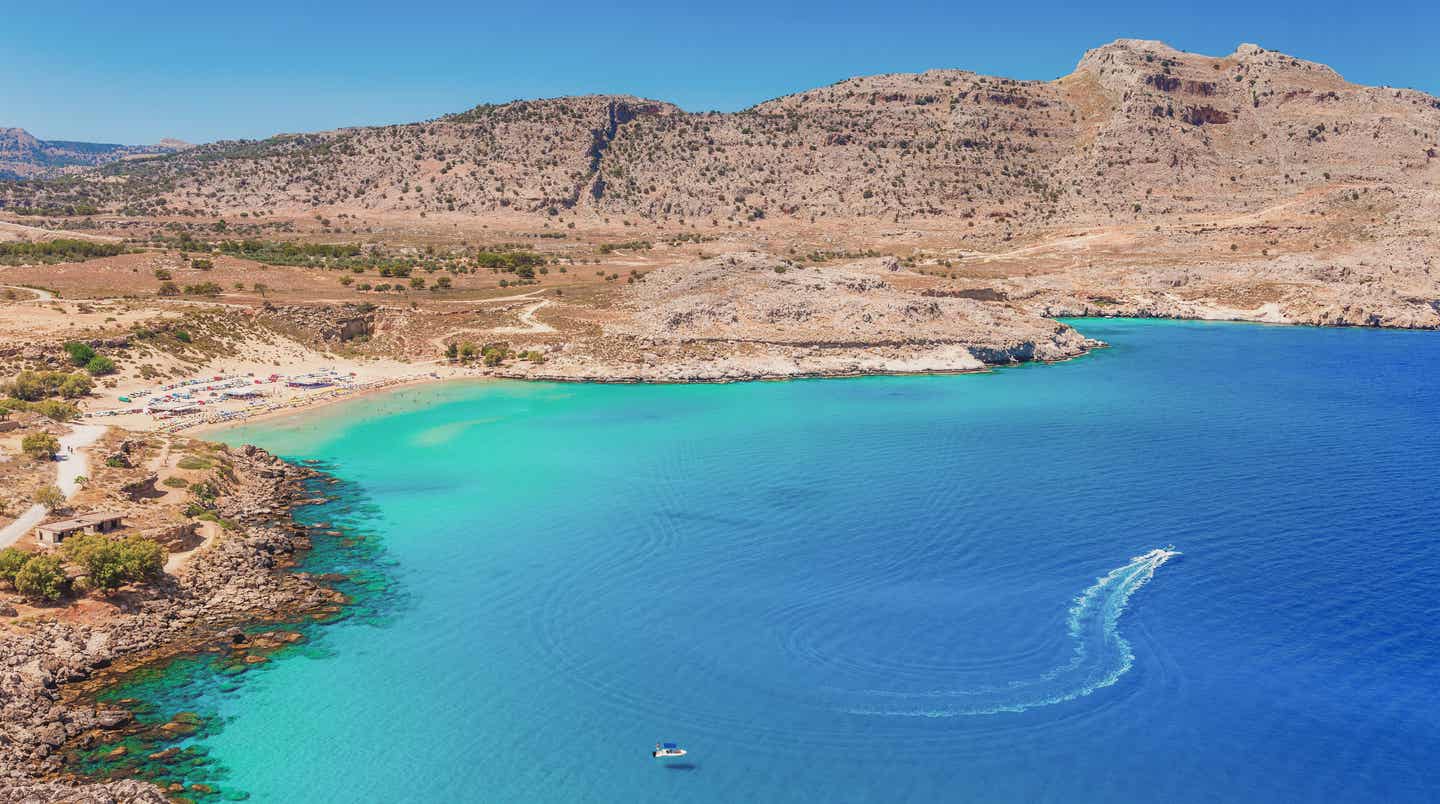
<box><xmin>36</xmin><ymin>512</ymin><xmax>124</xmax><ymax>547</ymax></box>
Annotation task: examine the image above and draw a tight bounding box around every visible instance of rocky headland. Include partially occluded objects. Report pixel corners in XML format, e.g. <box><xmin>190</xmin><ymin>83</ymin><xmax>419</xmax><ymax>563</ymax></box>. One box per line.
<box><xmin>0</xmin><ymin>445</ymin><xmax>344</xmax><ymax>802</ymax></box>
<box><xmin>498</xmin><ymin>251</ymin><xmax>1102</xmax><ymax>382</ymax></box>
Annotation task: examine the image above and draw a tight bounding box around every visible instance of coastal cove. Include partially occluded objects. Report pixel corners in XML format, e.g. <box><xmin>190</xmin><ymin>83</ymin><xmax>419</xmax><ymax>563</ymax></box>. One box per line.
<box><xmin>85</xmin><ymin>319</ymin><xmax>1440</xmax><ymax>802</ymax></box>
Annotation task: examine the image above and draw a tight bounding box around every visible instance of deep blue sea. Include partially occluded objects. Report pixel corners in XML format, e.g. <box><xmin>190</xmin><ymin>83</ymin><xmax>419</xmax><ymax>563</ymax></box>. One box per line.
<box><xmin>98</xmin><ymin>319</ymin><xmax>1440</xmax><ymax>802</ymax></box>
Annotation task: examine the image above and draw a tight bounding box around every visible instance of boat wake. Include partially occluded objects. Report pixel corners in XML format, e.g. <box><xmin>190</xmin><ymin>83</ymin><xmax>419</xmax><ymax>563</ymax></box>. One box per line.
<box><xmin>843</xmin><ymin>547</ymin><xmax>1180</xmax><ymax>717</ymax></box>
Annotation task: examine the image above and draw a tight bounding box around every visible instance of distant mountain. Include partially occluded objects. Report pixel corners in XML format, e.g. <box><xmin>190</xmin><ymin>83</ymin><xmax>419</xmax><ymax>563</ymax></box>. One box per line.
<box><xmin>0</xmin><ymin>40</ymin><xmax>1436</xmax><ymax>334</ymax></box>
<box><xmin>0</xmin><ymin>128</ymin><xmax>189</xmax><ymax>180</ymax></box>
<box><xmin>3</xmin><ymin>39</ymin><xmax>1438</xmax><ymax>234</ymax></box>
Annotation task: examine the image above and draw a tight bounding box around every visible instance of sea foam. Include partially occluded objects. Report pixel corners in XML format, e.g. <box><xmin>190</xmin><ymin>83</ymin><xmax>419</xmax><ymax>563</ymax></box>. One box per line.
<box><xmin>844</xmin><ymin>547</ymin><xmax>1180</xmax><ymax>717</ymax></box>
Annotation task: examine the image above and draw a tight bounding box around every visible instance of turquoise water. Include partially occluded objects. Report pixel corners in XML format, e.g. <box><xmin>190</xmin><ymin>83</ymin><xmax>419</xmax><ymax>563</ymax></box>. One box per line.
<box><xmin>110</xmin><ymin>319</ymin><xmax>1440</xmax><ymax>801</ymax></box>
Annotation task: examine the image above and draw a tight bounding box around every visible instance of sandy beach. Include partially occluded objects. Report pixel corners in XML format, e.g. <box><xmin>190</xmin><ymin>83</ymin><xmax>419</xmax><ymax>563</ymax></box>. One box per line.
<box><xmin>186</xmin><ymin>369</ymin><xmax>474</xmax><ymax>437</ymax></box>
<box><xmin>82</xmin><ymin>349</ymin><xmax>473</xmax><ymax>436</ymax></box>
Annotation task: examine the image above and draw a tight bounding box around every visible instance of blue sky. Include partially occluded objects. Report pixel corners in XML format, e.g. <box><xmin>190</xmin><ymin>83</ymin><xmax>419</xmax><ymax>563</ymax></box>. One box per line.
<box><xmin>4</xmin><ymin>0</ymin><xmax>1434</xmax><ymax>144</ymax></box>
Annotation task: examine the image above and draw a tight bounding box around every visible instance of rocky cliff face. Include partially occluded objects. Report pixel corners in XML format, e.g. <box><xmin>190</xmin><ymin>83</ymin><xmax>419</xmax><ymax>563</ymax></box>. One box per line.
<box><xmin>260</xmin><ymin>303</ymin><xmax>376</xmax><ymax>343</ymax></box>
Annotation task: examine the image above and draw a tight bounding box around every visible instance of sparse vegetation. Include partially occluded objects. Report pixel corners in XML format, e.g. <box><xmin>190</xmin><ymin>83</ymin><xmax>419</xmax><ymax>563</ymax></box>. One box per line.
<box><xmin>12</xmin><ymin>554</ymin><xmax>66</xmax><ymax>601</ymax></box>
<box><xmin>33</xmin><ymin>485</ymin><xmax>65</xmax><ymax>511</ymax></box>
<box><xmin>183</xmin><ymin>282</ymin><xmax>224</xmax><ymax>296</ymax></box>
<box><xmin>85</xmin><ymin>355</ymin><xmax>117</xmax><ymax>376</ymax></box>
<box><xmin>0</xmin><ymin>239</ymin><xmax>123</xmax><ymax>265</ymax></box>
<box><xmin>598</xmin><ymin>240</ymin><xmax>652</xmax><ymax>254</ymax></box>
<box><xmin>21</xmin><ymin>432</ymin><xmax>60</xmax><ymax>460</ymax></box>
<box><xmin>64</xmin><ymin>341</ymin><xmax>96</xmax><ymax>367</ymax></box>
<box><xmin>6</xmin><ymin>370</ymin><xmax>93</xmax><ymax>401</ymax></box>
<box><xmin>176</xmin><ymin>455</ymin><xmax>213</xmax><ymax>470</ymax></box>
<box><xmin>62</xmin><ymin>533</ymin><xmax>167</xmax><ymax>592</ymax></box>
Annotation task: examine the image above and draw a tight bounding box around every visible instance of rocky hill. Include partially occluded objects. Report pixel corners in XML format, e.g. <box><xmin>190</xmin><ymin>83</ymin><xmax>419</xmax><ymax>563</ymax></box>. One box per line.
<box><xmin>503</xmin><ymin>251</ymin><xmax>1099</xmax><ymax>382</ymax></box>
<box><xmin>1</xmin><ymin>39</ymin><xmax>1437</xmax><ymax>338</ymax></box>
<box><xmin>4</xmin><ymin>39</ymin><xmax>1436</xmax><ymax>235</ymax></box>
<box><xmin>0</xmin><ymin>128</ymin><xmax>187</xmax><ymax>182</ymax></box>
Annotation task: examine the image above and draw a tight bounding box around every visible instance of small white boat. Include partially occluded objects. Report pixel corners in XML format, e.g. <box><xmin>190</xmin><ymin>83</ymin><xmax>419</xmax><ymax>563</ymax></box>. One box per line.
<box><xmin>652</xmin><ymin>742</ymin><xmax>686</xmax><ymax>758</ymax></box>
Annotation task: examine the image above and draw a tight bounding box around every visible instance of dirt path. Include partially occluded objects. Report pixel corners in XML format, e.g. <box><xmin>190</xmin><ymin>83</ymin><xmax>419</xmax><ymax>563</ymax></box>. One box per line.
<box><xmin>428</xmin><ymin>297</ymin><xmax>556</xmax><ymax>351</ymax></box>
<box><xmin>0</xmin><ymin>220</ymin><xmax>120</xmax><ymax>243</ymax></box>
<box><xmin>1</xmin><ymin>284</ymin><xmax>56</xmax><ymax>301</ymax></box>
<box><xmin>1205</xmin><ymin>183</ymin><xmax>1355</xmax><ymax>228</ymax></box>
<box><xmin>961</xmin><ymin>183</ymin><xmax>1354</xmax><ymax>270</ymax></box>
<box><xmin>429</xmin><ymin>328</ymin><xmax>488</xmax><ymax>352</ymax></box>
<box><xmin>492</xmin><ymin>299</ymin><xmax>555</xmax><ymax>334</ymax></box>
<box><xmin>147</xmin><ymin>437</ymin><xmax>173</xmax><ymax>473</ymax></box>
<box><xmin>164</xmin><ymin>520</ymin><xmax>220</xmax><ymax>575</ymax></box>
<box><xmin>432</xmin><ymin>289</ymin><xmax>548</xmax><ymax>305</ymax></box>
<box><xmin>0</xmin><ymin>424</ymin><xmax>108</xmax><ymax>547</ymax></box>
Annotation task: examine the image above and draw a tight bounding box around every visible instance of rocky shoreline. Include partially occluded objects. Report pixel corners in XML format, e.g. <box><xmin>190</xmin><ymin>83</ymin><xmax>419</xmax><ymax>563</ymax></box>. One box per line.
<box><xmin>485</xmin><ymin>251</ymin><xmax>1107</xmax><ymax>383</ymax></box>
<box><xmin>0</xmin><ymin>445</ymin><xmax>345</xmax><ymax>803</ymax></box>
<box><xmin>1031</xmin><ymin>294</ymin><xmax>1440</xmax><ymax>331</ymax></box>
<box><xmin>496</xmin><ymin>333</ymin><xmax>1104</xmax><ymax>384</ymax></box>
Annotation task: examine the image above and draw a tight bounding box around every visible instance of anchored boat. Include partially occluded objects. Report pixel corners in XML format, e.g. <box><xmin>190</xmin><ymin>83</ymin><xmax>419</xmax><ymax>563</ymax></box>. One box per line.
<box><xmin>652</xmin><ymin>742</ymin><xmax>687</xmax><ymax>758</ymax></box>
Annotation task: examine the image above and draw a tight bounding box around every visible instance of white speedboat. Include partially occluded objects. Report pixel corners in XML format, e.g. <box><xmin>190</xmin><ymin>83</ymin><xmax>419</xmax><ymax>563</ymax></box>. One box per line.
<box><xmin>652</xmin><ymin>742</ymin><xmax>687</xmax><ymax>758</ymax></box>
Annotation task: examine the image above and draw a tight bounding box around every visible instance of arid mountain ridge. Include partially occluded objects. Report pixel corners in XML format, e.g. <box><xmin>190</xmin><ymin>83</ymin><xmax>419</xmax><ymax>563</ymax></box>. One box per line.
<box><xmin>0</xmin><ymin>128</ymin><xmax>187</xmax><ymax>182</ymax></box>
<box><xmin>5</xmin><ymin>38</ymin><xmax>1437</xmax><ymax>234</ymax></box>
<box><xmin>0</xmin><ymin>38</ymin><xmax>1437</xmax><ymax>396</ymax></box>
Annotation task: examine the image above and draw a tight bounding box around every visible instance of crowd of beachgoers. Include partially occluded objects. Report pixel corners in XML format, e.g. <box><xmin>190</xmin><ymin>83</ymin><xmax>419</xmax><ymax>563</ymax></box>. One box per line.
<box><xmin>157</xmin><ymin>372</ymin><xmax>440</xmax><ymax>432</ymax></box>
<box><xmin>75</xmin><ymin>367</ymin><xmax>442</xmax><ymax>433</ymax></box>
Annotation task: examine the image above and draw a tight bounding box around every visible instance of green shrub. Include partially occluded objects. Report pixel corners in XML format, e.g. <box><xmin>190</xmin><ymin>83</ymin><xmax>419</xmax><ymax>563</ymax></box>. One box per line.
<box><xmin>85</xmin><ymin>355</ymin><xmax>117</xmax><ymax>376</ymax></box>
<box><xmin>14</xmin><ymin>555</ymin><xmax>66</xmax><ymax>601</ymax></box>
<box><xmin>598</xmin><ymin>240</ymin><xmax>652</xmax><ymax>254</ymax></box>
<box><xmin>176</xmin><ymin>455</ymin><xmax>212</xmax><ymax>470</ymax></box>
<box><xmin>63</xmin><ymin>534</ymin><xmax>167</xmax><ymax>591</ymax></box>
<box><xmin>8</xmin><ymin>370</ymin><xmax>93</xmax><ymax>401</ymax></box>
<box><xmin>21</xmin><ymin>432</ymin><xmax>60</xmax><ymax>460</ymax></box>
<box><xmin>162</xmin><ymin>476</ymin><xmax>189</xmax><ymax>488</ymax></box>
<box><xmin>64</xmin><ymin>341</ymin><xmax>96</xmax><ymax>367</ymax></box>
<box><xmin>59</xmin><ymin>373</ymin><xmax>92</xmax><ymax>398</ymax></box>
<box><xmin>475</xmin><ymin>249</ymin><xmax>544</xmax><ymax>271</ymax></box>
<box><xmin>0</xmin><ymin>547</ymin><xmax>29</xmax><ymax>584</ymax></box>
<box><xmin>33</xmin><ymin>485</ymin><xmax>65</xmax><ymax>510</ymax></box>
<box><xmin>183</xmin><ymin>282</ymin><xmax>223</xmax><ymax>297</ymax></box>
<box><xmin>8</xmin><ymin>371</ymin><xmax>58</xmax><ymax>401</ymax></box>
<box><xmin>33</xmin><ymin>400</ymin><xmax>79</xmax><ymax>421</ymax></box>
<box><xmin>0</xmin><ymin>239</ymin><xmax>123</xmax><ymax>264</ymax></box>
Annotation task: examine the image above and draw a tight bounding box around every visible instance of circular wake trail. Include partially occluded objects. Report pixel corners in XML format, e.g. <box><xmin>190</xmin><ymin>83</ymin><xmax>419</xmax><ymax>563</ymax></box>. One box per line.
<box><xmin>844</xmin><ymin>547</ymin><xmax>1180</xmax><ymax>717</ymax></box>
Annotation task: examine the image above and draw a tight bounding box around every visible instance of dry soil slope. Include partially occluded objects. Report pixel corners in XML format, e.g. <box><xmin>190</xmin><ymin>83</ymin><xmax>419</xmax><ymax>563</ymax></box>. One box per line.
<box><xmin>521</xmin><ymin>251</ymin><xmax>1095</xmax><ymax>381</ymax></box>
<box><xmin>12</xmin><ymin>39</ymin><xmax>1436</xmax><ymax>235</ymax></box>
